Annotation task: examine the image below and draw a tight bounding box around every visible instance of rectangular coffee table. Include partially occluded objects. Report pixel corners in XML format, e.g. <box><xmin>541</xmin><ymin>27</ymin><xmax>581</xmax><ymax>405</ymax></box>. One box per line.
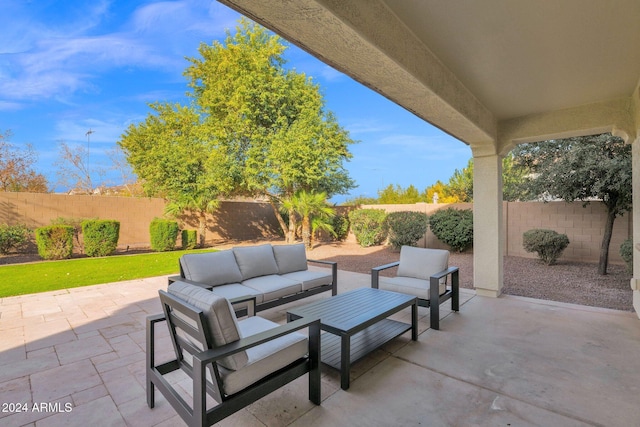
<box><xmin>286</xmin><ymin>287</ymin><xmax>417</xmax><ymax>390</ymax></box>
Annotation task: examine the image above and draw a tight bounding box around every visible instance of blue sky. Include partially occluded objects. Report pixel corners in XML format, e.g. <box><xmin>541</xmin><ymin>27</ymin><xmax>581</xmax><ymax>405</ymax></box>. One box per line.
<box><xmin>0</xmin><ymin>0</ymin><xmax>472</xmax><ymax>203</ymax></box>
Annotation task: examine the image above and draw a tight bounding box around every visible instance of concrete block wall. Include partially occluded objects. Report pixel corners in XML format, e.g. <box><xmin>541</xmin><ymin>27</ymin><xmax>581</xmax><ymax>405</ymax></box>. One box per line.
<box><xmin>0</xmin><ymin>192</ymin><xmax>631</xmax><ymax>264</ymax></box>
<box><xmin>0</xmin><ymin>193</ymin><xmax>282</xmax><ymax>251</ymax></box>
<box><xmin>364</xmin><ymin>201</ymin><xmax>630</xmax><ymax>264</ymax></box>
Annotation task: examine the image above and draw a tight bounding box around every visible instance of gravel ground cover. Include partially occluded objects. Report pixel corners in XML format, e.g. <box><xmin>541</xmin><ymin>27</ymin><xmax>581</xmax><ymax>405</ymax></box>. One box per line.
<box><xmin>306</xmin><ymin>241</ymin><xmax>634</xmax><ymax>312</ymax></box>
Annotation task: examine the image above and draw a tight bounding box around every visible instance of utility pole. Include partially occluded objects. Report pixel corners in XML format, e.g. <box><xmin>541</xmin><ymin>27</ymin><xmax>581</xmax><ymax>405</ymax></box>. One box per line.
<box><xmin>85</xmin><ymin>129</ymin><xmax>95</xmax><ymax>192</ymax></box>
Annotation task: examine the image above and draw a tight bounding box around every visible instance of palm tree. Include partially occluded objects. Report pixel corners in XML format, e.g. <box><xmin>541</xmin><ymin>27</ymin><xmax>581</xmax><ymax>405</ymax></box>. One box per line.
<box><xmin>164</xmin><ymin>190</ymin><xmax>219</xmax><ymax>247</ymax></box>
<box><xmin>281</xmin><ymin>190</ymin><xmax>335</xmax><ymax>248</ymax></box>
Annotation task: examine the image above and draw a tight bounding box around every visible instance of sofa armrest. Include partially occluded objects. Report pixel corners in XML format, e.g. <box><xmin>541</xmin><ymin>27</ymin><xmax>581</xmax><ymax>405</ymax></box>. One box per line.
<box><xmin>308</xmin><ymin>259</ymin><xmax>338</xmax><ymax>296</ymax></box>
<box><xmin>229</xmin><ymin>295</ymin><xmax>257</xmax><ymax>317</ymax></box>
<box><xmin>166</xmin><ymin>276</ymin><xmax>213</xmax><ymax>291</ymax></box>
<box><xmin>371</xmin><ymin>261</ymin><xmax>400</xmax><ymax>289</ymax></box>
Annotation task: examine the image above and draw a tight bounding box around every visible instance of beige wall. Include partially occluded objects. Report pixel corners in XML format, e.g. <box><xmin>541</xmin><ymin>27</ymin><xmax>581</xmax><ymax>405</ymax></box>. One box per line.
<box><xmin>0</xmin><ymin>192</ymin><xmax>630</xmax><ymax>264</ymax></box>
<box><xmin>363</xmin><ymin>201</ymin><xmax>631</xmax><ymax>264</ymax></box>
<box><xmin>0</xmin><ymin>192</ymin><xmax>282</xmax><ymax>250</ymax></box>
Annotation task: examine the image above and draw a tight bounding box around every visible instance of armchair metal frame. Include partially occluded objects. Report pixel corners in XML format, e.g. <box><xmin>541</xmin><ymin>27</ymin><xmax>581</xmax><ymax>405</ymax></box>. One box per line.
<box><xmin>371</xmin><ymin>262</ymin><xmax>459</xmax><ymax>330</ymax></box>
<box><xmin>147</xmin><ymin>293</ymin><xmax>321</xmax><ymax>427</ymax></box>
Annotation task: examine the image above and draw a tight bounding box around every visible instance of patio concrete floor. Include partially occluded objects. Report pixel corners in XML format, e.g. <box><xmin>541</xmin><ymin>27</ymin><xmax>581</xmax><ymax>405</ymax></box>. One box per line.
<box><xmin>1</xmin><ymin>269</ymin><xmax>639</xmax><ymax>427</ymax></box>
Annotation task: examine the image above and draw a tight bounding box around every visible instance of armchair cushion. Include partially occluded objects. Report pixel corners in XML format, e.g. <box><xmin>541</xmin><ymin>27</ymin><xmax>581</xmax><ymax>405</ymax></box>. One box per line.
<box><xmin>220</xmin><ymin>316</ymin><xmax>308</xmax><ymax>395</ymax></box>
<box><xmin>180</xmin><ymin>250</ymin><xmax>243</xmax><ymax>287</ymax></box>
<box><xmin>378</xmin><ymin>276</ymin><xmax>446</xmax><ymax>299</ymax></box>
<box><xmin>397</xmin><ymin>246</ymin><xmax>449</xmax><ymax>281</ymax></box>
<box><xmin>233</xmin><ymin>244</ymin><xmax>279</xmax><ymax>280</ymax></box>
<box><xmin>168</xmin><ymin>281</ymin><xmax>248</xmax><ymax>370</ymax></box>
<box><xmin>273</xmin><ymin>243</ymin><xmax>308</xmax><ymax>274</ymax></box>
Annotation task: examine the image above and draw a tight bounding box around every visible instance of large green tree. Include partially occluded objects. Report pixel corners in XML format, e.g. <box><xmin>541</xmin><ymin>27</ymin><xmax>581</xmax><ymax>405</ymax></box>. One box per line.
<box><xmin>119</xmin><ymin>19</ymin><xmax>355</xmax><ymax>244</ymax></box>
<box><xmin>513</xmin><ymin>133</ymin><xmax>631</xmax><ymax>274</ymax></box>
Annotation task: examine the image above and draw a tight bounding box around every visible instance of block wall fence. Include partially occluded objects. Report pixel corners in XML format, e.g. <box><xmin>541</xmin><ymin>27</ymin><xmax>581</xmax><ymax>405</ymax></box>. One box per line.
<box><xmin>0</xmin><ymin>192</ymin><xmax>630</xmax><ymax>264</ymax></box>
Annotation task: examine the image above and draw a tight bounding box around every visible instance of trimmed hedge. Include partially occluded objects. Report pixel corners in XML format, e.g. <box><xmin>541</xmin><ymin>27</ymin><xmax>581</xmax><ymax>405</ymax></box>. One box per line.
<box><xmin>182</xmin><ymin>229</ymin><xmax>198</xmax><ymax>250</ymax></box>
<box><xmin>331</xmin><ymin>213</ymin><xmax>350</xmax><ymax>242</ymax></box>
<box><xmin>523</xmin><ymin>229</ymin><xmax>569</xmax><ymax>265</ymax></box>
<box><xmin>35</xmin><ymin>225</ymin><xmax>74</xmax><ymax>260</ymax></box>
<box><xmin>429</xmin><ymin>208</ymin><xmax>474</xmax><ymax>252</ymax></box>
<box><xmin>150</xmin><ymin>219</ymin><xmax>179</xmax><ymax>252</ymax></box>
<box><xmin>0</xmin><ymin>223</ymin><xmax>30</xmax><ymax>255</ymax></box>
<box><xmin>385</xmin><ymin>211</ymin><xmax>428</xmax><ymax>249</ymax></box>
<box><xmin>348</xmin><ymin>209</ymin><xmax>388</xmax><ymax>247</ymax></box>
<box><xmin>620</xmin><ymin>238</ymin><xmax>633</xmax><ymax>274</ymax></box>
<box><xmin>82</xmin><ymin>220</ymin><xmax>120</xmax><ymax>257</ymax></box>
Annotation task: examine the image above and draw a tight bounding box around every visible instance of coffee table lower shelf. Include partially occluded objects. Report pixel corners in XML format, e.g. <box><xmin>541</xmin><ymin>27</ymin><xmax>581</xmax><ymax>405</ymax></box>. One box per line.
<box><xmin>320</xmin><ymin>319</ymin><xmax>412</xmax><ymax>369</ymax></box>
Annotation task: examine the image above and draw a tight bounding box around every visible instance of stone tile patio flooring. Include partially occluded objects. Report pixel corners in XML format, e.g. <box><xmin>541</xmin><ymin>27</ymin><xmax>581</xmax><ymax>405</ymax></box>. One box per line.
<box><xmin>1</xmin><ymin>269</ymin><xmax>639</xmax><ymax>426</ymax></box>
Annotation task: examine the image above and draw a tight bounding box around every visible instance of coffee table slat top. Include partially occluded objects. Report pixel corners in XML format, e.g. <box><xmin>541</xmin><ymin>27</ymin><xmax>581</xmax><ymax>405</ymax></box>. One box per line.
<box><xmin>287</xmin><ymin>287</ymin><xmax>415</xmax><ymax>334</ymax></box>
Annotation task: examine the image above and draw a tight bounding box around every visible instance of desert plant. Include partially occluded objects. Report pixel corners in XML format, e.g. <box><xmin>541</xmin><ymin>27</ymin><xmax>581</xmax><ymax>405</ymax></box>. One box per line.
<box><xmin>331</xmin><ymin>213</ymin><xmax>350</xmax><ymax>242</ymax></box>
<box><xmin>348</xmin><ymin>209</ymin><xmax>388</xmax><ymax>247</ymax></box>
<box><xmin>149</xmin><ymin>219</ymin><xmax>179</xmax><ymax>252</ymax></box>
<box><xmin>35</xmin><ymin>225</ymin><xmax>74</xmax><ymax>260</ymax></box>
<box><xmin>385</xmin><ymin>211</ymin><xmax>428</xmax><ymax>249</ymax></box>
<box><xmin>82</xmin><ymin>220</ymin><xmax>120</xmax><ymax>257</ymax></box>
<box><xmin>620</xmin><ymin>238</ymin><xmax>633</xmax><ymax>274</ymax></box>
<box><xmin>523</xmin><ymin>229</ymin><xmax>570</xmax><ymax>265</ymax></box>
<box><xmin>182</xmin><ymin>229</ymin><xmax>198</xmax><ymax>250</ymax></box>
<box><xmin>0</xmin><ymin>223</ymin><xmax>30</xmax><ymax>254</ymax></box>
<box><xmin>429</xmin><ymin>208</ymin><xmax>474</xmax><ymax>252</ymax></box>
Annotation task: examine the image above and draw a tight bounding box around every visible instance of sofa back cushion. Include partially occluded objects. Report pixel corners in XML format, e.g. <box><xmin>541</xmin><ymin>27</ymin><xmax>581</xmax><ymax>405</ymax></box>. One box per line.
<box><xmin>397</xmin><ymin>246</ymin><xmax>449</xmax><ymax>281</ymax></box>
<box><xmin>233</xmin><ymin>244</ymin><xmax>279</xmax><ymax>280</ymax></box>
<box><xmin>168</xmin><ymin>281</ymin><xmax>248</xmax><ymax>370</ymax></box>
<box><xmin>180</xmin><ymin>250</ymin><xmax>243</xmax><ymax>287</ymax></box>
<box><xmin>273</xmin><ymin>243</ymin><xmax>308</xmax><ymax>274</ymax></box>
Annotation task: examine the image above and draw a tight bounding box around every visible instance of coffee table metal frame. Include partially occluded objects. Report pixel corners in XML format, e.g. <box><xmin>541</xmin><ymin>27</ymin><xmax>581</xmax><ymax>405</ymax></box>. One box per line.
<box><xmin>286</xmin><ymin>287</ymin><xmax>418</xmax><ymax>390</ymax></box>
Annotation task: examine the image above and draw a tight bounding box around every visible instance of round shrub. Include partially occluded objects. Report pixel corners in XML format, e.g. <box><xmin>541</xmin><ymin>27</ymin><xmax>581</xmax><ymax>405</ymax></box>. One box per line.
<box><xmin>182</xmin><ymin>229</ymin><xmax>198</xmax><ymax>250</ymax></box>
<box><xmin>620</xmin><ymin>238</ymin><xmax>633</xmax><ymax>274</ymax></box>
<box><xmin>0</xmin><ymin>223</ymin><xmax>30</xmax><ymax>255</ymax></box>
<box><xmin>82</xmin><ymin>220</ymin><xmax>120</xmax><ymax>257</ymax></box>
<box><xmin>385</xmin><ymin>211</ymin><xmax>428</xmax><ymax>249</ymax></box>
<box><xmin>331</xmin><ymin>213</ymin><xmax>350</xmax><ymax>242</ymax></box>
<box><xmin>523</xmin><ymin>229</ymin><xmax>569</xmax><ymax>265</ymax></box>
<box><xmin>429</xmin><ymin>208</ymin><xmax>473</xmax><ymax>252</ymax></box>
<box><xmin>35</xmin><ymin>225</ymin><xmax>74</xmax><ymax>260</ymax></box>
<box><xmin>348</xmin><ymin>209</ymin><xmax>388</xmax><ymax>247</ymax></box>
<box><xmin>150</xmin><ymin>219</ymin><xmax>179</xmax><ymax>252</ymax></box>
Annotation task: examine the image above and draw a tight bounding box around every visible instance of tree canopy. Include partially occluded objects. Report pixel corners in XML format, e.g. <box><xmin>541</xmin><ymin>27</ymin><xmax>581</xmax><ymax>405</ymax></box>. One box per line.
<box><xmin>512</xmin><ymin>133</ymin><xmax>631</xmax><ymax>274</ymax></box>
<box><xmin>119</xmin><ymin>19</ymin><xmax>355</xmax><ymax>243</ymax></box>
<box><xmin>0</xmin><ymin>129</ymin><xmax>48</xmax><ymax>193</ymax></box>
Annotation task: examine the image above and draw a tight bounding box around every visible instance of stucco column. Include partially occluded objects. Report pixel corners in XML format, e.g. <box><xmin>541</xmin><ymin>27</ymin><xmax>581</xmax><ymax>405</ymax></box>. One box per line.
<box><xmin>473</xmin><ymin>153</ymin><xmax>504</xmax><ymax>297</ymax></box>
<box><xmin>632</xmin><ymin>137</ymin><xmax>640</xmax><ymax>316</ymax></box>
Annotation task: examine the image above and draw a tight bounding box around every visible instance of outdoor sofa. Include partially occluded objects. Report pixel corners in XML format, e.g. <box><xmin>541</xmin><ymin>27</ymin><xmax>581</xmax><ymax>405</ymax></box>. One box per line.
<box><xmin>168</xmin><ymin>243</ymin><xmax>337</xmax><ymax>315</ymax></box>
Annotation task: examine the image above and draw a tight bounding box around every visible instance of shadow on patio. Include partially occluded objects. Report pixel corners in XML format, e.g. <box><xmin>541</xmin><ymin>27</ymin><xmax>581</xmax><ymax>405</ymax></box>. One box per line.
<box><xmin>1</xmin><ymin>269</ymin><xmax>638</xmax><ymax>426</ymax></box>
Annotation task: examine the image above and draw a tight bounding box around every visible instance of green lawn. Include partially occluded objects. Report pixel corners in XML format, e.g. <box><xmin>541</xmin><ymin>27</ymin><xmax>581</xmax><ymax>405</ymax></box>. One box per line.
<box><xmin>0</xmin><ymin>248</ymin><xmax>216</xmax><ymax>298</ymax></box>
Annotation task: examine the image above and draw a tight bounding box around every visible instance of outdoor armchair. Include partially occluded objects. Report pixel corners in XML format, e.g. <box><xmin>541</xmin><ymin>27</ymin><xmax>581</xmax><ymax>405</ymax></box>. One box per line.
<box><xmin>371</xmin><ymin>246</ymin><xmax>459</xmax><ymax>330</ymax></box>
<box><xmin>146</xmin><ymin>280</ymin><xmax>321</xmax><ymax>427</ymax></box>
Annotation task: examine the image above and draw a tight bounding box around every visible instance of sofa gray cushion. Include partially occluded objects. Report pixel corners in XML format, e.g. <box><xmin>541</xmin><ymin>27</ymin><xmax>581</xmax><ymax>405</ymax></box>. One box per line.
<box><xmin>281</xmin><ymin>270</ymin><xmax>332</xmax><ymax>291</ymax></box>
<box><xmin>168</xmin><ymin>281</ymin><xmax>248</xmax><ymax>371</ymax></box>
<box><xmin>180</xmin><ymin>250</ymin><xmax>243</xmax><ymax>287</ymax></box>
<box><xmin>233</xmin><ymin>244</ymin><xmax>279</xmax><ymax>280</ymax></box>
<box><xmin>397</xmin><ymin>246</ymin><xmax>449</xmax><ymax>281</ymax></box>
<box><xmin>273</xmin><ymin>243</ymin><xmax>308</xmax><ymax>274</ymax></box>
<box><xmin>242</xmin><ymin>275</ymin><xmax>302</xmax><ymax>302</ymax></box>
<box><xmin>209</xmin><ymin>283</ymin><xmax>264</xmax><ymax>305</ymax></box>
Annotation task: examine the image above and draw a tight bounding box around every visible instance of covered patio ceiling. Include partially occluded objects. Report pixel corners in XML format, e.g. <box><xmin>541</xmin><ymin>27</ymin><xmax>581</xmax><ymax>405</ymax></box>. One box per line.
<box><xmin>218</xmin><ymin>0</ymin><xmax>640</xmax><ymax>154</ymax></box>
<box><xmin>217</xmin><ymin>0</ymin><xmax>640</xmax><ymax>312</ymax></box>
